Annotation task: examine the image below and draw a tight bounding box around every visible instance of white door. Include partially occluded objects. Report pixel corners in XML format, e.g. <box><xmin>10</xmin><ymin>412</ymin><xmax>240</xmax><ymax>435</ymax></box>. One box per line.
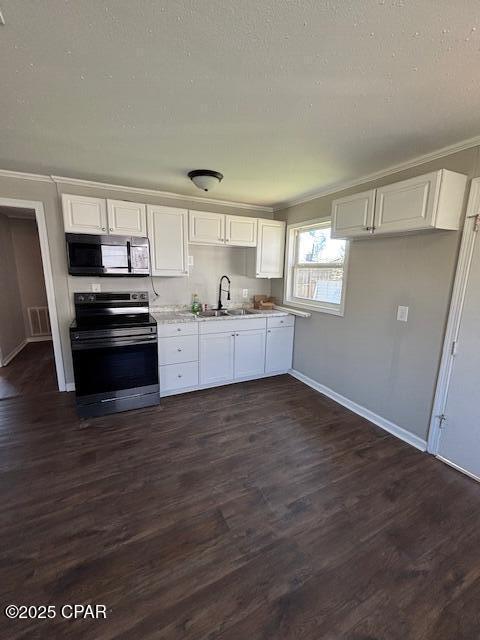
<box><xmin>265</xmin><ymin>326</ymin><xmax>294</xmax><ymax>373</ymax></box>
<box><xmin>147</xmin><ymin>205</ymin><xmax>188</xmax><ymax>276</ymax></box>
<box><xmin>189</xmin><ymin>210</ymin><xmax>225</xmax><ymax>245</ymax></box>
<box><xmin>199</xmin><ymin>332</ymin><xmax>234</xmax><ymax>385</ymax></box>
<box><xmin>331</xmin><ymin>190</ymin><xmax>375</xmax><ymax>239</ymax></box>
<box><xmin>225</xmin><ymin>215</ymin><xmax>257</xmax><ymax>247</ymax></box>
<box><xmin>256</xmin><ymin>220</ymin><xmax>285</xmax><ymax>278</ymax></box>
<box><xmin>234</xmin><ymin>329</ymin><xmax>266</xmax><ymax>379</ymax></box>
<box><xmin>62</xmin><ymin>194</ymin><xmax>107</xmax><ymax>234</ymax></box>
<box><xmin>373</xmin><ymin>173</ymin><xmax>439</xmax><ymax>235</ymax></box>
<box><xmin>436</xmin><ymin>214</ymin><xmax>480</xmax><ymax>480</ymax></box>
<box><xmin>107</xmin><ymin>199</ymin><xmax>147</xmax><ymax>236</ymax></box>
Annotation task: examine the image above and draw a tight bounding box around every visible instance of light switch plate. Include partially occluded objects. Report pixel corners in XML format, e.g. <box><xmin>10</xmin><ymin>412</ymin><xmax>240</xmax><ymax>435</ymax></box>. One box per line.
<box><xmin>397</xmin><ymin>305</ymin><xmax>409</xmax><ymax>322</ymax></box>
<box><xmin>188</xmin><ymin>255</ymin><xmax>194</xmax><ymax>266</ymax></box>
<box><xmin>91</xmin><ymin>284</ymin><xmax>101</xmax><ymax>292</ymax></box>
<box><xmin>242</xmin><ymin>289</ymin><xmax>249</xmax><ymax>298</ymax></box>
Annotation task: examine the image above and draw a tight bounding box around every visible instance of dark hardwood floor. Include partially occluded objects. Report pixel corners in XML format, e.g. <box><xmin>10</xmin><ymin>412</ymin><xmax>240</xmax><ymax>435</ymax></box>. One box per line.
<box><xmin>0</xmin><ymin>341</ymin><xmax>57</xmax><ymax>400</ymax></box>
<box><xmin>1</xmin><ymin>375</ymin><xmax>479</xmax><ymax>639</ymax></box>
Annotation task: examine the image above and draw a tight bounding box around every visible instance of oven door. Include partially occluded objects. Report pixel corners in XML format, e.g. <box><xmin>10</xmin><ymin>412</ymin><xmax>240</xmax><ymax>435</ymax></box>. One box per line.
<box><xmin>71</xmin><ymin>335</ymin><xmax>159</xmax><ymax>402</ymax></box>
<box><xmin>66</xmin><ymin>233</ymin><xmax>130</xmax><ymax>276</ymax></box>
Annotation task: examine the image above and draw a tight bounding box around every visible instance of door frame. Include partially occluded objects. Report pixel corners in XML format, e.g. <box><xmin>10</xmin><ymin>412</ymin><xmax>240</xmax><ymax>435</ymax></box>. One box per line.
<box><xmin>427</xmin><ymin>178</ymin><xmax>480</xmax><ymax>455</ymax></box>
<box><xmin>0</xmin><ymin>197</ymin><xmax>66</xmax><ymax>391</ymax></box>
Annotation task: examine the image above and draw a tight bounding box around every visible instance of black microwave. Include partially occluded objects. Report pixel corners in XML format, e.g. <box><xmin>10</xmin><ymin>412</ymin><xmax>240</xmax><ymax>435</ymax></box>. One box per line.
<box><xmin>66</xmin><ymin>233</ymin><xmax>150</xmax><ymax>276</ymax></box>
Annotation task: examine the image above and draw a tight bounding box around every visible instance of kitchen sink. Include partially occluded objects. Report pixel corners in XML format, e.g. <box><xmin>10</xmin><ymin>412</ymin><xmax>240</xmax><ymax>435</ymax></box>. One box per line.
<box><xmin>197</xmin><ymin>309</ymin><xmax>229</xmax><ymax>318</ymax></box>
<box><xmin>226</xmin><ymin>309</ymin><xmax>256</xmax><ymax>316</ymax></box>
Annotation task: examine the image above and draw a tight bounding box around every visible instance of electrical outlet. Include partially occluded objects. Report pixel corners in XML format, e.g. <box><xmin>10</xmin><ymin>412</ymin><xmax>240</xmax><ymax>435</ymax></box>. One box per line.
<box><xmin>242</xmin><ymin>289</ymin><xmax>249</xmax><ymax>299</ymax></box>
<box><xmin>397</xmin><ymin>305</ymin><xmax>409</xmax><ymax>322</ymax></box>
<box><xmin>91</xmin><ymin>284</ymin><xmax>101</xmax><ymax>292</ymax></box>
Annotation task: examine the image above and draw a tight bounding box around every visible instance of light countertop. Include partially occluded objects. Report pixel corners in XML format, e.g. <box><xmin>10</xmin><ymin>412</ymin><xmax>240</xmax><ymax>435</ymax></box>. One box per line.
<box><xmin>151</xmin><ymin>308</ymin><xmax>292</xmax><ymax>325</ymax></box>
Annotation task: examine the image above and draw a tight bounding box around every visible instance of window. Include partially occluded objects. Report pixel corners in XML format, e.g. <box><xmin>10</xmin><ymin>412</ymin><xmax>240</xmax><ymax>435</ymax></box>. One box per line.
<box><xmin>284</xmin><ymin>218</ymin><xmax>349</xmax><ymax>316</ymax></box>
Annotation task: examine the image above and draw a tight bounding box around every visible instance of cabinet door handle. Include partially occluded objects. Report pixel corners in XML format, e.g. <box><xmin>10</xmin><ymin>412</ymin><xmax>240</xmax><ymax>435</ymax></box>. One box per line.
<box><xmin>280</xmin><ymin>320</ymin><xmax>284</xmax><ymax>324</ymax></box>
<box><xmin>177</xmin><ymin>328</ymin><xmax>182</xmax><ymax>332</ymax></box>
<box><xmin>365</xmin><ymin>226</ymin><xmax>375</xmax><ymax>232</ymax></box>
<box><xmin>101</xmin><ymin>227</ymin><xmax>106</xmax><ymax>231</ymax></box>
<box><xmin>109</xmin><ymin>227</ymin><xmax>113</xmax><ymax>231</ymax></box>
<box><xmin>177</xmin><ymin>373</ymin><xmax>183</xmax><ymax>378</ymax></box>
<box><xmin>267</xmin><ymin>329</ymin><xmax>271</xmax><ymax>333</ymax></box>
<box><xmin>236</xmin><ymin>333</ymin><xmax>239</xmax><ymax>336</ymax></box>
<box><xmin>177</xmin><ymin>348</ymin><xmax>182</xmax><ymax>352</ymax></box>
<box><xmin>231</xmin><ymin>333</ymin><xmax>235</xmax><ymax>337</ymax></box>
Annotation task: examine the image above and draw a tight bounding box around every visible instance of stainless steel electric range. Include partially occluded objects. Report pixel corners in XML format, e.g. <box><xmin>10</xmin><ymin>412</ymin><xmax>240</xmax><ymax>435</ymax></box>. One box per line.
<box><xmin>70</xmin><ymin>292</ymin><xmax>160</xmax><ymax>417</ymax></box>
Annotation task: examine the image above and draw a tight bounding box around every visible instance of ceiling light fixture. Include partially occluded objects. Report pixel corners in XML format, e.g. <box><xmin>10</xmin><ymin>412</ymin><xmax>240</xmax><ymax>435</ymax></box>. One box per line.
<box><xmin>188</xmin><ymin>169</ymin><xmax>223</xmax><ymax>192</ymax></box>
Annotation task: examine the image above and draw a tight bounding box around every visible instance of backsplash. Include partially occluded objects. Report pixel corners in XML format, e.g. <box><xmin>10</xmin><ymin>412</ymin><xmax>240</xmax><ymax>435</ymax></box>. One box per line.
<box><xmin>67</xmin><ymin>244</ymin><xmax>271</xmax><ymax>316</ymax></box>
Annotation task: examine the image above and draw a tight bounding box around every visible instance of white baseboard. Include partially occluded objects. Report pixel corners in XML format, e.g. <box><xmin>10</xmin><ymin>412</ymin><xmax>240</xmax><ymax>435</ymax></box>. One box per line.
<box><xmin>0</xmin><ymin>340</ymin><xmax>27</xmax><ymax>367</ymax></box>
<box><xmin>290</xmin><ymin>369</ymin><xmax>427</xmax><ymax>452</ymax></box>
<box><xmin>65</xmin><ymin>382</ymin><xmax>76</xmax><ymax>392</ymax></box>
<box><xmin>27</xmin><ymin>336</ymin><xmax>52</xmax><ymax>343</ymax></box>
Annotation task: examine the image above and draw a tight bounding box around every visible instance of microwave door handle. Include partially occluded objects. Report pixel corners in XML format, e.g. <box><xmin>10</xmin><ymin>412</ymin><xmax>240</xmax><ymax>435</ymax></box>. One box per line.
<box><xmin>127</xmin><ymin>240</ymin><xmax>133</xmax><ymax>274</ymax></box>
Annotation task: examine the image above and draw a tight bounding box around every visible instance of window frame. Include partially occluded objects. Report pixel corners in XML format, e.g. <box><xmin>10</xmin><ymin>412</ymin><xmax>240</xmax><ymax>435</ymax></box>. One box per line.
<box><xmin>283</xmin><ymin>217</ymin><xmax>350</xmax><ymax>316</ymax></box>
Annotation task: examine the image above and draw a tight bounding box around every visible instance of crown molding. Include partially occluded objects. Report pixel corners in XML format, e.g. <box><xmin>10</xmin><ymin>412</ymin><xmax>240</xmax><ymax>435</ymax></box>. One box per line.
<box><xmin>0</xmin><ymin>167</ymin><xmax>273</xmax><ymax>212</ymax></box>
<box><xmin>51</xmin><ymin>175</ymin><xmax>273</xmax><ymax>213</ymax></box>
<box><xmin>273</xmin><ymin>134</ymin><xmax>480</xmax><ymax>211</ymax></box>
<box><xmin>0</xmin><ymin>168</ymin><xmax>52</xmax><ymax>183</ymax></box>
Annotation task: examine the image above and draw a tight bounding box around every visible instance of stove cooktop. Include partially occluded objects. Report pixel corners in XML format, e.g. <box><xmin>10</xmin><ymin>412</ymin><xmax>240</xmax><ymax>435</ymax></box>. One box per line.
<box><xmin>70</xmin><ymin>313</ymin><xmax>157</xmax><ymax>332</ymax></box>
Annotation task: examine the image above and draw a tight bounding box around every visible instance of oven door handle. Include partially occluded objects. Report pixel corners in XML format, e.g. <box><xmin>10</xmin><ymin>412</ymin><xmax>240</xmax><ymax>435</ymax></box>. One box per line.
<box><xmin>72</xmin><ymin>336</ymin><xmax>157</xmax><ymax>350</ymax></box>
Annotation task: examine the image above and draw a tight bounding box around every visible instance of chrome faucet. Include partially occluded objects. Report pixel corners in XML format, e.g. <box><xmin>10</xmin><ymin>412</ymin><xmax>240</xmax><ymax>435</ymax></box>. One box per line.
<box><xmin>217</xmin><ymin>275</ymin><xmax>231</xmax><ymax>310</ymax></box>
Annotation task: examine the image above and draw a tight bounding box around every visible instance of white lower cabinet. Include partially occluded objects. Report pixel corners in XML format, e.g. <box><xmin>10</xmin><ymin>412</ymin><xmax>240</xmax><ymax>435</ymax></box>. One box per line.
<box><xmin>266</xmin><ymin>326</ymin><xmax>294</xmax><ymax>373</ymax></box>
<box><xmin>234</xmin><ymin>329</ymin><xmax>266</xmax><ymax>378</ymax></box>
<box><xmin>200</xmin><ymin>332</ymin><xmax>235</xmax><ymax>385</ymax></box>
<box><xmin>160</xmin><ymin>315</ymin><xmax>294</xmax><ymax>396</ymax></box>
<box><xmin>160</xmin><ymin>362</ymin><xmax>199</xmax><ymax>393</ymax></box>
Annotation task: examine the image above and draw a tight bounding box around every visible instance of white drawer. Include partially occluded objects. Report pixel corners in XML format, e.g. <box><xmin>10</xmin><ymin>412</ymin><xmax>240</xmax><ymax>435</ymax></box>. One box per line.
<box><xmin>199</xmin><ymin>317</ymin><xmax>266</xmax><ymax>334</ymax></box>
<box><xmin>267</xmin><ymin>315</ymin><xmax>295</xmax><ymax>329</ymax></box>
<box><xmin>157</xmin><ymin>322</ymin><xmax>199</xmax><ymax>338</ymax></box>
<box><xmin>160</xmin><ymin>361</ymin><xmax>198</xmax><ymax>392</ymax></box>
<box><xmin>159</xmin><ymin>335</ymin><xmax>198</xmax><ymax>365</ymax></box>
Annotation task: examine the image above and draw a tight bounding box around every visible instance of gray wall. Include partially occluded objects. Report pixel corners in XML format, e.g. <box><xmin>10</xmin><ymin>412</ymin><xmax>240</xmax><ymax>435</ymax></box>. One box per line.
<box><xmin>10</xmin><ymin>218</ymin><xmax>49</xmax><ymax>339</ymax></box>
<box><xmin>273</xmin><ymin>147</ymin><xmax>480</xmax><ymax>440</ymax></box>
<box><xmin>0</xmin><ymin>213</ymin><xmax>26</xmax><ymax>363</ymax></box>
<box><xmin>0</xmin><ymin>175</ymin><xmax>272</xmax><ymax>385</ymax></box>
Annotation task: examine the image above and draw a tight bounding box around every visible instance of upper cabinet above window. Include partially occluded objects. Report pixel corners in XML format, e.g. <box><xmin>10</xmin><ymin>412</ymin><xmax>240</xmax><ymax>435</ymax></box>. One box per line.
<box><xmin>331</xmin><ymin>189</ymin><xmax>375</xmax><ymax>239</ymax></box>
<box><xmin>62</xmin><ymin>194</ymin><xmax>147</xmax><ymax>237</ymax></box>
<box><xmin>331</xmin><ymin>170</ymin><xmax>467</xmax><ymax>240</ymax></box>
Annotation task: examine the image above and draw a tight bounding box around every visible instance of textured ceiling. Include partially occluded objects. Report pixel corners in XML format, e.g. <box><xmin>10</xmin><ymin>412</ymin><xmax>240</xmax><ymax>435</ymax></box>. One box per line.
<box><xmin>1</xmin><ymin>0</ymin><xmax>480</xmax><ymax>206</ymax></box>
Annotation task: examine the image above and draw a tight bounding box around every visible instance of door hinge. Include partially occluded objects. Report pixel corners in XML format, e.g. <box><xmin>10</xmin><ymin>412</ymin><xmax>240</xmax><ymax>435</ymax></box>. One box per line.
<box><xmin>467</xmin><ymin>213</ymin><xmax>480</xmax><ymax>232</ymax></box>
<box><xmin>451</xmin><ymin>340</ymin><xmax>458</xmax><ymax>356</ymax></box>
<box><xmin>438</xmin><ymin>414</ymin><xmax>447</xmax><ymax>429</ymax></box>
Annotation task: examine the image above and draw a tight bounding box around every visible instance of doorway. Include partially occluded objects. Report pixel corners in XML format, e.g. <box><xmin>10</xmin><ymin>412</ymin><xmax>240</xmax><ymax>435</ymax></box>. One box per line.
<box><xmin>428</xmin><ymin>177</ymin><xmax>480</xmax><ymax>480</ymax></box>
<box><xmin>0</xmin><ymin>198</ymin><xmax>65</xmax><ymax>397</ymax></box>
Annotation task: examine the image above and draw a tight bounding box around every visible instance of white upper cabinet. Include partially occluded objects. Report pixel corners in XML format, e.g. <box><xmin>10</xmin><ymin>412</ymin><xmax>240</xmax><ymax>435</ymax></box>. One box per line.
<box><xmin>106</xmin><ymin>199</ymin><xmax>147</xmax><ymax>236</ymax></box>
<box><xmin>225</xmin><ymin>215</ymin><xmax>257</xmax><ymax>247</ymax></box>
<box><xmin>62</xmin><ymin>194</ymin><xmax>107</xmax><ymax>235</ymax></box>
<box><xmin>256</xmin><ymin>219</ymin><xmax>285</xmax><ymax>278</ymax></box>
<box><xmin>147</xmin><ymin>205</ymin><xmax>188</xmax><ymax>277</ymax></box>
<box><xmin>331</xmin><ymin>170</ymin><xmax>467</xmax><ymax>239</ymax></box>
<box><xmin>374</xmin><ymin>170</ymin><xmax>467</xmax><ymax>235</ymax></box>
<box><xmin>189</xmin><ymin>210</ymin><xmax>225</xmax><ymax>245</ymax></box>
<box><xmin>331</xmin><ymin>190</ymin><xmax>376</xmax><ymax>239</ymax></box>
